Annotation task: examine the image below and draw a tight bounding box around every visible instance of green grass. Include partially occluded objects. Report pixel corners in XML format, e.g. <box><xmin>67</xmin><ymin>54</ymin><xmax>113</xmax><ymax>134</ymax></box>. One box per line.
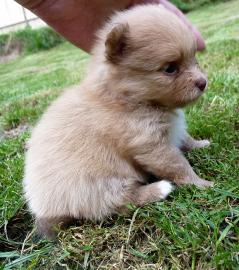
<box><xmin>0</xmin><ymin>27</ymin><xmax>64</xmax><ymax>55</ymax></box>
<box><xmin>0</xmin><ymin>1</ymin><xmax>239</xmax><ymax>269</ymax></box>
<box><xmin>171</xmin><ymin>0</ymin><xmax>232</xmax><ymax>12</ymax></box>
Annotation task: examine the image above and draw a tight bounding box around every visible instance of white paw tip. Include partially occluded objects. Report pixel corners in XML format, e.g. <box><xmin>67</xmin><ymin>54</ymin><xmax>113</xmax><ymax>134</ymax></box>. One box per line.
<box><xmin>157</xmin><ymin>180</ymin><xmax>174</xmax><ymax>199</ymax></box>
<box><xmin>201</xmin><ymin>140</ymin><xmax>210</xmax><ymax>147</ymax></box>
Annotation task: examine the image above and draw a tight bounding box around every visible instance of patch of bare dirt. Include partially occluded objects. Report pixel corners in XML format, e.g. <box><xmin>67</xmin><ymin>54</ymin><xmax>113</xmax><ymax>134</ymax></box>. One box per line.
<box><xmin>0</xmin><ymin>38</ymin><xmax>22</xmax><ymax>64</ymax></box>
<box><xmin>0</xmin><ymin>124</ymin><xmax>29</xmax><ymax>140</ymax></box>
<box><xmin>0</xmin><ymin>49</ymin><xmax>20</xmax><ymax>63</ymax></box>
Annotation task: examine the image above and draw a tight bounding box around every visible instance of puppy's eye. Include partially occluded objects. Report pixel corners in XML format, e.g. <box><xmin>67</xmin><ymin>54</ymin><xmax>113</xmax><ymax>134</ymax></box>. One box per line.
<box><xmin>163</xmin><ymin>63</ymin><xmax>179</xmax><ymax>75</ymax></box>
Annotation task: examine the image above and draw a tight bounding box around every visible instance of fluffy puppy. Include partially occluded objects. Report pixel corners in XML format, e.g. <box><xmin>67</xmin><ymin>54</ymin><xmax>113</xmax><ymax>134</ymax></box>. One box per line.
<box><xmin>24</xmin><ymin>4</ymin><xmax>213</xmax><ymax>238</ymax></box>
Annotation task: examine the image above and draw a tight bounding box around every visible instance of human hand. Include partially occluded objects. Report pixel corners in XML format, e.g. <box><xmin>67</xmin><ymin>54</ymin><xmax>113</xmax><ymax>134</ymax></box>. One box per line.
<box><xmin>16</xmin><ymin>0</ymin><xmax>205</xmax><ymax>52</ymax></box>
<box><xmin>157</xmin><ymin>0</ymin><xmax>205</xmax><ymax>51</ymax></box>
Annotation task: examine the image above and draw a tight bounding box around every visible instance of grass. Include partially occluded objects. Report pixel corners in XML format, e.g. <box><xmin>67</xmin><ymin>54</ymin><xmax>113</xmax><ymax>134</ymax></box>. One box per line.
<box><xmin>171</xmin><ymin>0</ymin><xmax>232</xmax><ymax>12</ymax></box>
<box><xmin>0</xmin><ymin>27</ymin><xmax>64</xmax><ymax>55</ymax></box>
<box><xmin>0</xmin><ymin>1</ymin><xmax>238</xmax><ymax>269</ymax></box>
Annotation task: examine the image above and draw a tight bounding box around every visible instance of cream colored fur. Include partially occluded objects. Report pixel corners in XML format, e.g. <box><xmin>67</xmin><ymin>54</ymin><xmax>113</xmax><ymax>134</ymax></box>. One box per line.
<box><xmin>23</xmin><ymin>4</ymin><xmax>212</xmax><ymax>237</ymax></box>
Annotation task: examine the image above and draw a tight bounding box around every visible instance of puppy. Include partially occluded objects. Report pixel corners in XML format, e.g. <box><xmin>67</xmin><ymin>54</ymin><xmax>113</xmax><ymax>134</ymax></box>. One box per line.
<box><xmin>24</xmin><ymin>4</ymin><xmax>213</xmax><ymax>238</ymax></box>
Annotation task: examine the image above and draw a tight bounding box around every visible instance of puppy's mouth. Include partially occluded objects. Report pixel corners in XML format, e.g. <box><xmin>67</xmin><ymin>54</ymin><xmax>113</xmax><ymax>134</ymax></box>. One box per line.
<box><xmin>181</xmin><ymin>87</ymin><xmax>205</xmax><ymax>106</ymax></box>
<box><xmin>194</xmin><ymin>87</ymin><xmax>204</xmax><ymax>96</ymax></box>
<box><xmin>194</xmin><ymin>85</ymin><xmax>207</xmax><ymax>97</ymax></box>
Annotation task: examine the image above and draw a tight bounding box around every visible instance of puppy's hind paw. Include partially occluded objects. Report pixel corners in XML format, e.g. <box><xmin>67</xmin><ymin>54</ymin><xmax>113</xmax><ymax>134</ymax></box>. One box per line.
<box><xmin>157</xmin><ymin>180</ymin><xmax>174</xmax><ymax>199</ymax></box>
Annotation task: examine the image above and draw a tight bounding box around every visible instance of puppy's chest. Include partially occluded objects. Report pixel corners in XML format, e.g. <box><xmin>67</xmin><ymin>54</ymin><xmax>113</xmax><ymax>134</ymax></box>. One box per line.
<box><xmin>169</xmin><ymin>109</ymin><xmax>187</xmax><ymax>148</ymax></box>
<box><xmin>130</xmin><ymin>109</ymin><xmax>187</xmax><ymax>149</ymax></box>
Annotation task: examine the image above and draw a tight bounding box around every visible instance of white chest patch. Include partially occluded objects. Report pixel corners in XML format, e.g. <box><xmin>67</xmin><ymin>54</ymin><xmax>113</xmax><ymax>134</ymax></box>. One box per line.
<box><xmin>169</xmin><ymin>109</ymin><xmax>187</xmax><ymax>149</ymax></box>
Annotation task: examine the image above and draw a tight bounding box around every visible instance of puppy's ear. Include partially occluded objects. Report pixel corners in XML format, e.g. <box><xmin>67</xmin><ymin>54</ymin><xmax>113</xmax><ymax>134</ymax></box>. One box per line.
<box><xmin>105</xmin><ymin>23</ymin><xmax>129</xmax><ymax>64</ymax></box>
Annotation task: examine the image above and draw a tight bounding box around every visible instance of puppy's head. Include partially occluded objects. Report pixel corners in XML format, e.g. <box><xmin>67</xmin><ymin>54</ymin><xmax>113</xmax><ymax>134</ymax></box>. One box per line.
<box><xmin>94</xmin><ymin>5</ymin><xmax>207</xmax><ymax>108</ymax></box>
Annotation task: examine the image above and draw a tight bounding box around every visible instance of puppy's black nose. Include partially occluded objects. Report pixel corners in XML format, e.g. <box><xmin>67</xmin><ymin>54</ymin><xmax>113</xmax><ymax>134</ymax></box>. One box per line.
<box><xmin>196</xmin><ymin>78</ymin><xmax>207</xmax><ymax>91</ymax></box>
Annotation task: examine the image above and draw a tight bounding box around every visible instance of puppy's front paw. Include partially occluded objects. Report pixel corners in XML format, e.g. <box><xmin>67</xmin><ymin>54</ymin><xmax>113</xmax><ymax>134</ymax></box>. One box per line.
<box><xmin>193</xmin><ymin>178</ymin><xmax>214</xmax><ymax>188</ymax></box>
<box><xmin>195</xmin><ymin>139</ymin><xmax>210</xmax><ymax>149</ymax></box>
<box><xmin>177</xmin><ymin>176</ymin><xmax>213</xmax><ymax>188</ymax></box>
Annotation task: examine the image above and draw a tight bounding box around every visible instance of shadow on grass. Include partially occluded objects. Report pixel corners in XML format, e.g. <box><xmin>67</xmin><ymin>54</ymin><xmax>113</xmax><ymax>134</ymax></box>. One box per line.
<box><xmin>0</xmin><ymin>207</ymin><xmax>33</xmax><ymax>253</ymax></box>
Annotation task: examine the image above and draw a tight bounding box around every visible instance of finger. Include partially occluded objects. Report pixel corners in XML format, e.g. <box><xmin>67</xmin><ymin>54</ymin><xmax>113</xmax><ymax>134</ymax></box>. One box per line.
<box><xmin>191</xmin><ymin>25</ymin><xmax>206</xmax><ymax>51</ymax></box>
<box><xmin>159</xmin><ymin>0</ymin><xmax>205</xmax><ymax>51</ymax></box>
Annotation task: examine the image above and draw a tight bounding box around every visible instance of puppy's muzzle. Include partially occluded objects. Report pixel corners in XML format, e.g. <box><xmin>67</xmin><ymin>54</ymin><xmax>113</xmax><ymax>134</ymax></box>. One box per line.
<box><xmin>195</xmin><ymin>78</ymin><xmax>207</xmax><ymax>91</ymax></box>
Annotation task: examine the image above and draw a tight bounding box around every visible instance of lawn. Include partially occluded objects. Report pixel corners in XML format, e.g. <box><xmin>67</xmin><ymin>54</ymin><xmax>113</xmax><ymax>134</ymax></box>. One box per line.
<box><xmin>0</xmin><ymin>1</ymin><xmax>238</xmax><ymax>269</ymax></box>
